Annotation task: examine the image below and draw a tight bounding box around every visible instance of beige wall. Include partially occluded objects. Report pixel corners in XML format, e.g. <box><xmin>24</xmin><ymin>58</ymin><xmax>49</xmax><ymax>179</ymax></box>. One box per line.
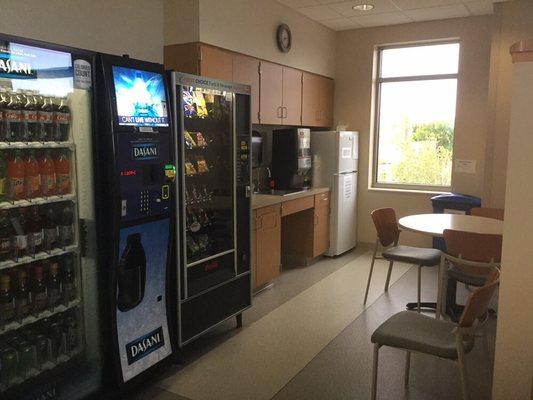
<box><xmin>492</xmin><ymin>57</ymin><xmax>533</xmax><ymax>400</ymax></box>
<box><xmin>483</xmin><ymin>0</ymin><xmax>533</xmax><ymax>208</ymax></box>
<box><xmin>197</xmin><ymin>0</ymin><xmax>336</xmax><ymax>77</ymax></box>
<box><xmin>164</xmin><ymin>0</ymin><xmax>200</xmax><ymax>45</ymax></box>
<box><xmin>335</xmin><ymin>16</ymin><xmax>493</xmax><ymax>246</ymax></box>
<box><xmin>0</xmin><ymin>0</ymin><xmax>164</xmax><ymax>63</ymax></box>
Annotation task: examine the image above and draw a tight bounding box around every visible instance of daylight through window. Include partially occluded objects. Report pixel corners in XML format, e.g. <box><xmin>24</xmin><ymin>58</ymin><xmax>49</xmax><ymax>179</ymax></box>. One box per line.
<box><xmin>373</xmin><ymin>42</ymin><xmax>460</xmax><ymax>189</ymax></box>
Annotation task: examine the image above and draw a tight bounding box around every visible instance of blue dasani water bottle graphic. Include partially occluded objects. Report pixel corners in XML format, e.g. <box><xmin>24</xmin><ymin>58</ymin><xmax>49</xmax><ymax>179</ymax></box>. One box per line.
<box><xmin>112</xmin><ymin>66</ymin><xmax>169</xmax><ymax>127</ymax></box>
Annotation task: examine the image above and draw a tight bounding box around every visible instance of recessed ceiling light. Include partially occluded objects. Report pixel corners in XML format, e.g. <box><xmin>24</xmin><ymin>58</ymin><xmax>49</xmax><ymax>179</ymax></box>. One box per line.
<box><xmin>352</xmin><ymin>4</ymin><xmax>374</xmax><ymax>11</ymax></box>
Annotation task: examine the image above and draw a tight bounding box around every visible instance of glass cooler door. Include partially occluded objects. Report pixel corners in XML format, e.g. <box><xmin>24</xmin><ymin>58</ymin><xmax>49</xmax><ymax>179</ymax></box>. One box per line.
<box><xmin>181</xmin><ymin>85</ymin><xmax>236</xmax><ymax>297</ymax></box>
<box><xmin>0</xmin><ymin>40</ymin><xmax>102</xmax><ymax>400</ymax></box>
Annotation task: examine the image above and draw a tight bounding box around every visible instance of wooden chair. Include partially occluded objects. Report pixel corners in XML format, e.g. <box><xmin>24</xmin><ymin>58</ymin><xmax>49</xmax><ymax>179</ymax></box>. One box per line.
<box><xmin>363</xmin><ymin>208</ymin><xmax>441</xmax><ymax>311</ymax></box>
<box><xmin>437</xmin><ymin>229</ymin><xmax>502</xmax><ymax>319</ymax></box>
<box><xmin>371</xmin><ymin>270</ymin><xmax>500</xmax><ymax>400</ymax></box>
<box><xmin>471</xmin><ymin>207</ymin><xmax>504</xmax><ymax>220</ymax></box>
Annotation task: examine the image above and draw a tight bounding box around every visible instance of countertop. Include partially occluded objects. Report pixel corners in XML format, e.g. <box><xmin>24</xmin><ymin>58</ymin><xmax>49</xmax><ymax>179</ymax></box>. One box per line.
<box><xmin>252</xmin><ymin>187</ymin><xmax>330</xmax><ymax>210</ymax></box>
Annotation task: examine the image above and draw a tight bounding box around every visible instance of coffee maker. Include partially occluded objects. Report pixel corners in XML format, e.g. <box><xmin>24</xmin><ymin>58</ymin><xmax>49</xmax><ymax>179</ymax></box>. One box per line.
<box><xmin>271</xmin><ymin>128</ymin><xmax>312</xmax><ymax>189</ymax></box>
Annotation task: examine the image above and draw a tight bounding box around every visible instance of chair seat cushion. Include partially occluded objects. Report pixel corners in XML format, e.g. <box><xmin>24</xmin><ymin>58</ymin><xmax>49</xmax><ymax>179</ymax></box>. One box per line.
<box><xmin>371</xmin><ymin>311</ymin><xmax>474</xmax><ymax>359</ymax></box>
<box><xmin>382</xmin><ymin>245</ymin><xmax>441</xmax><ymax>266</ymax></box>
<box><xmin>447</xmin><ymin>266</ymin><xmax>487</xmax><ymax>287</ymax></box>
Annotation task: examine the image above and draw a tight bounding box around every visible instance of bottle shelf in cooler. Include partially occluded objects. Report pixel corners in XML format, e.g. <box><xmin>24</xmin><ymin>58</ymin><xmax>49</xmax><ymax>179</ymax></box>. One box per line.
<box><xmin>0</xmin><ymin>298</ymin><xmax>80</xmax><ymax>335</ymax></box>
<box><xmin>0</xmin><ymin>245</ymin><xmax>78</xmax><ymax>271</ymax></box>
<box><xmin>0</xmin><ymin>193</ymin><xmax>76</xmax><ymax>210</ymax></box>
<box><xmin>0</xmin><ymin>346</ymin><xmax>83</xmax><ymax>391</ymax></box>
<box><xmin>0</xmin><ymin>142</ymin><xmax>74</xmax><ymax>150</ymax></box>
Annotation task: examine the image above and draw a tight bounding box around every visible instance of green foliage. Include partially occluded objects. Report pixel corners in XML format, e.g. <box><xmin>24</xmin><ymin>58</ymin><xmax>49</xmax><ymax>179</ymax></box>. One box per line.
<box><xmin>379</xmin><ymin>121</ymin><xmax>454</xmax><ymax>186</ymax></box>
<box><xmin>390</xmin><ymin>143</ymin><xmax>452</xmax><ymax>186</ymax></box>
<box><xmin>411</xmin><ymin>121</ymin><xmax>454</xmax><ymax>152</ymax></box>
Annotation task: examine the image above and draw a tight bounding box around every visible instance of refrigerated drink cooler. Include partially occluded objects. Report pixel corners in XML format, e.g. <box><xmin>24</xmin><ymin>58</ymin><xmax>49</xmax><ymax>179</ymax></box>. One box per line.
<box><xmin>170</xmin><ymin>72</ymin><xmax>252</xmax><ymax>346</ymax></box>
<box><xmin>0</xmin><ymin>34</ymin><xmax>102</xmax><ymax>400</ymax></box>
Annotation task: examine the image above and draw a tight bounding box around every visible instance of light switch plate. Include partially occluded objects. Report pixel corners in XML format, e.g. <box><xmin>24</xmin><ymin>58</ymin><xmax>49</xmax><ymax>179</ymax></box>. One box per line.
<box><xmin>454</xmin><ymin>159</ymin><xmax>476</xmax><ymax>174</ymax></box>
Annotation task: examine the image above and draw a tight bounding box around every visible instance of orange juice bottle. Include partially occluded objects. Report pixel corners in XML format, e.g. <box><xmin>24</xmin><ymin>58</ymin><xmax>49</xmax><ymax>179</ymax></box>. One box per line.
<box><xmin>54</xmin><ymin>149</ymin><xmax>70</xmax><ymax>195</ymax></box>
<box><xmin>25</xmin><ymin>149</ymin><xmax>41</xmax><ymax>198</ymax></box>
<box><xmin>39</xmin><ymin>149</ymin><xmax>56</xmax><ymax>196</ymax></box>
<box><xmin>7</xmin><ymin>150</ymin><xmax>26</xmax><ymax>201</ymax></box>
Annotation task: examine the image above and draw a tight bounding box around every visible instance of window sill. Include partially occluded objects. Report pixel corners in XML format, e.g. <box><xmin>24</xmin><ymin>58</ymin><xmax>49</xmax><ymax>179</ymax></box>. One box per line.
<box><xmin>368</xmin><ymin>186</ymin><xmax>451</xmax><ymax>195</ymax></box>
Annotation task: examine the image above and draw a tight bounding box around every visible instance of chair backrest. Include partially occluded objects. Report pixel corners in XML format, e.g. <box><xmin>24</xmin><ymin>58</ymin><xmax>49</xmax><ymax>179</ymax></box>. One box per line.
<box><xmin>371</xmin><ymin>208</ymin><xmax>400</xmax><ymax>247</ymax></box>
<box><xmin>458</xmin><ymin>269</ymin><xmax>500</xmax><ymax>328</ymax></box>
<box><xmin>443</xmin><ymin>229</ymin><xmax>502</xmax><ymax>277</ymax></box>
<box><xmin>471</xmin><ymin>207</ymin><xmax>505</xmax><ymax>221</ymax></box>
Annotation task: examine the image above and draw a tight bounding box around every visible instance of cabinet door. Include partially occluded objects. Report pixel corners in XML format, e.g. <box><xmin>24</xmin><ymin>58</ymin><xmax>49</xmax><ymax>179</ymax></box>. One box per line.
<box><xmin>282</xmin><ymin>67</ymin><xmax>302</xmax><ymax>126</ymax></box>
<box><xmin>313</xmin><ymin>193</ymin><xmax>330</xmax><ymax>257</ymax></box>
<box><xmin>199</xmin><ymin>45</ymin><xmax>233</xmax><ymax>81</ymax></box>
<box><xmin>233</xmin><ymin>54</ymin><xmax>260</xmax><ymax>124</ymax></box>
<box><xmin>259</xmin><ymin>61</ymin><xmax>283</xmax><ymax>125</ymax></box>
<box><xmin>301</xmin><ymin>72</ymin><xmax>321</xmax><ymax>127</ymax></box>
<box><xmin>252</xmin><ymin>209</ymin><xmax>258</xmax><ymax>289</ymax></box>
<box><xmin>321</xmin><ymin>77</ymin><xmax>334</xmax><ymax>128</ymax></box>
<box><xmin>255</xmin><ymin>206</ymin><xmax>281</xmax><ymax>288</ymax></box>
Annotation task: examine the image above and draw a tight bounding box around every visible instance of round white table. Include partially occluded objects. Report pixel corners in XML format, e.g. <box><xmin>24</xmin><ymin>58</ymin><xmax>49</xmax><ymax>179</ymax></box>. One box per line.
<box><xmin>399</xmin><ymin>213</ymin><xmax>503</xmax><ymax>237</ymax></box>
<box><xmin>397</xmin><ymin>213</ymin><xmax>503</xmax><ymax>319</ymax></box>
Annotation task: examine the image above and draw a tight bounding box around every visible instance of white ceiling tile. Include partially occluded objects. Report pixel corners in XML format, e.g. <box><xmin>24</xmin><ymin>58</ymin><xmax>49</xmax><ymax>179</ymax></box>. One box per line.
<box><xmin>320</xmin><ymin>17</ymin><xmax>362</xmax><ymax>30</ymax></box>
<box><xmin>298</xmin><ymin>4</ymin><xmax>344</xmax><ymax>20</ymax></box>
<box><xmin>404</xmin><ymin>3</ymin><xmax>470</xmax><ymax>21</ymax></box>
<box><xmin>352</xmin><ymin>11</ymin><xmax>412</xmax><ymax>26</ymax></box>
<box><xmin>463</xmin><ymin>0</ymin><xmax>495</xmax><ymax>15</ymax></box>
<box><xmin>277</xmin><ymin>0</ymin><xmax>320</xmax><ymax>8</ymax></box>
<box><xmin>329</xmin><ymin>0</ymin><xmax>400</xmax><ymax>17</ymax></box>
<box><xmin>391</xmin><ymin>0</ymin><xmax>462</xmax><ymax>10</ymax></box>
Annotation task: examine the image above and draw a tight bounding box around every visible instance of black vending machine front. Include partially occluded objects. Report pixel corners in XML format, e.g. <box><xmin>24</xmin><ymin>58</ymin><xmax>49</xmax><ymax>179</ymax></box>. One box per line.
<box><xmin>94</xmin><ymin>54</ymin><xmax>176</xmax><ymax>390</ymax></box>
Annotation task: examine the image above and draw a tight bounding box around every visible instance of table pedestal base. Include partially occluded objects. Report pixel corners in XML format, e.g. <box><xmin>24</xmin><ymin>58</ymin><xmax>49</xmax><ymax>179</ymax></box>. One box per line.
<box><xmin>406</xmin><ymin>301</ymin><xmax>437</xmax><ymax>311</ymax></box>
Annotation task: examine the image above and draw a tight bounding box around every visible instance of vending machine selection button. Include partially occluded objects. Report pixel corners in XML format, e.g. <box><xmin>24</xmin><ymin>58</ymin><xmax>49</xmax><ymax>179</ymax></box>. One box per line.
<box><xmin>121</xmin><ymin>200</ymin><xmax>127</xmax><ymax>216</ymax></box>
<box><xmin>162</xmin><ymin>185</ymin><xmax>170</xmax><ymax>199</ymax></box>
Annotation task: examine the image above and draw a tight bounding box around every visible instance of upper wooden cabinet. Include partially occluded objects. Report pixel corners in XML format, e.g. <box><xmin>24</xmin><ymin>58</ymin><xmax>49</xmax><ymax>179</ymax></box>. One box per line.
<box><xmin>259</xmin><ymin>61</ymin><xmax>283</xmax><ymax>125</ymax></box>
<box><xmin>258</xmin><ymin>62</ymin><xmax>302</xmax><ymax>126</ymax></box>
<box><xmin>302</xmin><ymin>72</ymin><xmax>334</xmax><ymax>128</ymax></box>
<box><xmin>233</xmin><ymin>54</ymin><xmax>260</xmax><ymax>124</ymax></box>
<box><xmin>282</xmin><ymin>67</ymin><xmax>302</xmax><ymax>126</ymax></box>
<box><xmin>199</xmin><ymin>45</ymin><xmax>233</xmax><ymax>81</ymax></box>
<box><xmin>164</xmin><ymin>42</ymin><xmax>333</xmax><ymax>128</ymax></box>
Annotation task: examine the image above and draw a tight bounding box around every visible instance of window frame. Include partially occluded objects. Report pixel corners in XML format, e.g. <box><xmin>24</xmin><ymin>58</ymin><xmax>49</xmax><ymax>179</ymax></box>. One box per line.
<box><xmin>371</xmin><ymin>40</ymin><xmax>460</xmax><ymax>192</ymax></box>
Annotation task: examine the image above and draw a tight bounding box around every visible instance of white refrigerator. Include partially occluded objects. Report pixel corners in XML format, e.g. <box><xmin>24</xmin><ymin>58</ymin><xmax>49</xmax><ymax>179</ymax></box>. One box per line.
<box><xmin>311</xmin><ymin>131</ymin><xmax>358</xmax><ymax>256</ymax></box>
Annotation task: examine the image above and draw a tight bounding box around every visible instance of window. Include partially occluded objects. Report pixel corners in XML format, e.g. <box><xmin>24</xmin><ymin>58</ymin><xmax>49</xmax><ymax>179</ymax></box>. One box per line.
<box><xmin>373</xmin><ymin>42</ymin><xmax>460</xmax><ymax>190</ymax></box>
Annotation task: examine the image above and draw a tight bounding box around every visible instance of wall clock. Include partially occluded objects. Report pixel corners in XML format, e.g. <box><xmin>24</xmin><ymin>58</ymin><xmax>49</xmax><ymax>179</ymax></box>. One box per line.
<box><xmin>277</xmin><ymin>24</ymin><xmax>292</xmax><ymax>53</ymax></box>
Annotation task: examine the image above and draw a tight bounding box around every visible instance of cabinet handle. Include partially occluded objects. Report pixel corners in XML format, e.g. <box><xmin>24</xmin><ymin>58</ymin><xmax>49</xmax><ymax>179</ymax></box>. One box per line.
<box><xmin>283</xmin><ymin>107</ymin><xmax>287</xmax><ymax>118</ymax></box>
<box><xmin>315</xmin><ymin>214</ymin><xmax>319</xmax><ymax>226</ymax></box>
<box><xmin>277</xmin><ymin>106</ymin><xmax>283</xmax><ymax>118</ymax></box>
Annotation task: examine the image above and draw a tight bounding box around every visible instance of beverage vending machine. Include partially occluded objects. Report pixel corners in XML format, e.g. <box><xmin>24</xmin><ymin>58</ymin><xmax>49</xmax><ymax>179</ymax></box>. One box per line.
<box><xmin>0</xmin><ymin>34</ymin><xmax>103</xmax><ymax>399</ymax></box>
<box><xmin>94</xmin><ymin>54</ymin><xmax>176</xmax><ymax>390</ymax></box>
<box><xmin>170</xmin><ymin>72</ymin><xmax>252</xmax><ymax>346</ymax></box>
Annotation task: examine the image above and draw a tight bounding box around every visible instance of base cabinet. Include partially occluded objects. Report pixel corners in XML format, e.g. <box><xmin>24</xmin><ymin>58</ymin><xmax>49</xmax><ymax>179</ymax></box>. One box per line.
<box><xmin>253</xmin><ymin>204</ymin><xmax>281</xmax><ymax>289</ymax></box>
<box><xmin>313</xmin><ymin>192</ymin><xmax>330</xmax><ymax>257</ymax></box>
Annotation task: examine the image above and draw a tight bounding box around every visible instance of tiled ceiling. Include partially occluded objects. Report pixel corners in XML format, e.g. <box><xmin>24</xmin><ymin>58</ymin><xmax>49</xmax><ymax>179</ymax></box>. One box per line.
<box><xmin>277</xmin><ymin>0</ymin><xmax>513</xmax><ymax>30</ymax></box>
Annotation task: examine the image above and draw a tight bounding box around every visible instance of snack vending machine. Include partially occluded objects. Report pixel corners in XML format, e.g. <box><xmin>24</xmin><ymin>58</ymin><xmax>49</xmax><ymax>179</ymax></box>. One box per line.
<box><xmin>94</xmin><ymin>55</ymin><xmax>175</xmax><ymax>389</ymax></box>
<box><xmin>0</xmin><ymin>35</ymin><xmax>103</xmax><ymax>399</ymax></box>
<box><xmin>170</xmin><ymin>72</ymin><xmax>252</xmax><ymax>346</ymax></box>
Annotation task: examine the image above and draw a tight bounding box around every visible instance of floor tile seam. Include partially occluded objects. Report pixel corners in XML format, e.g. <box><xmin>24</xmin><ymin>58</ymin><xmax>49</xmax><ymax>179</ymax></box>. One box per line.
<box><xmin>268</xmin><ymin>264</ymin><xmax>415</xmax><ymax>400</ymax></box>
